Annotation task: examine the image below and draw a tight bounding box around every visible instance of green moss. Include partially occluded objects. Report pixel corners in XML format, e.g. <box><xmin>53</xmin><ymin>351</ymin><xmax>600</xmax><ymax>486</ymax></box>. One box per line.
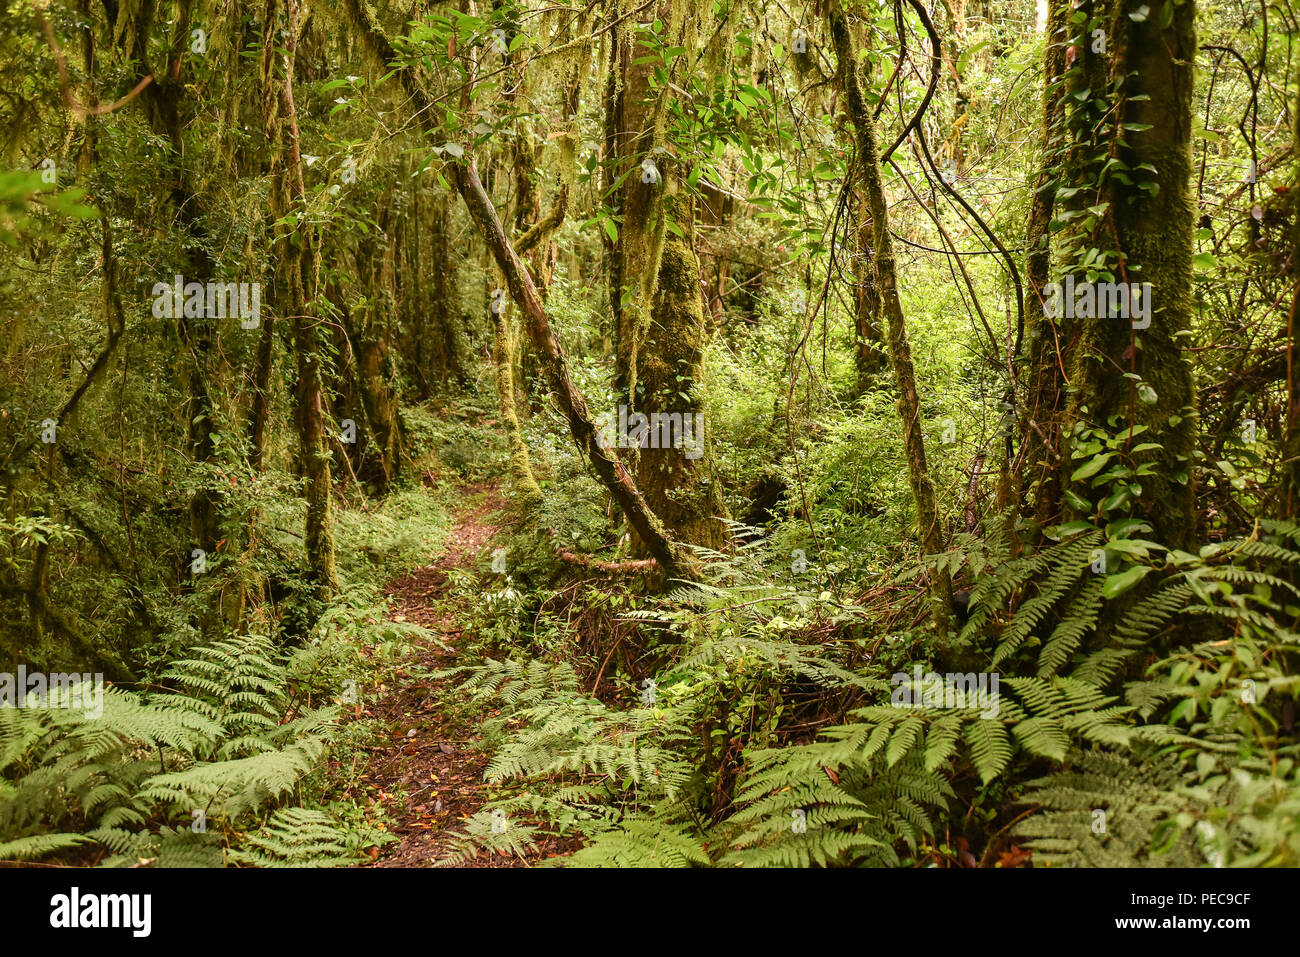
<box><xmin>492</xmin><ymin>306</ymin><xmax>544</xmax><ymax>512</ymax></box>
<box><xmin>634</xmin><ymin>193</ymin><xmax>729</xmax><ymax>551</ymax></box>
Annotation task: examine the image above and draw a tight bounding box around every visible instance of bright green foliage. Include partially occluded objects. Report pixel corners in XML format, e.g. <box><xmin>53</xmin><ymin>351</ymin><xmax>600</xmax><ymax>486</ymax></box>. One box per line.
<box><xmin>3</xmin><ymin>0</ymin><xmax>1298</xmax><ymax>873</ymax></box>
<box><xmin>432</xmin><ymin>510</ymin><xmax>1300</xmax><ymax>867</ymax></box>
<box><xmin>0</xmin><ymin>631</ymin><xmax>385</xmax><ymax>867</ymax></box>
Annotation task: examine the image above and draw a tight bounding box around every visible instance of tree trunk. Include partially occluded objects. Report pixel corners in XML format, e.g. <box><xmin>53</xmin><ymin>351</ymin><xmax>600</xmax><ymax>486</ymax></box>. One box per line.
<box><xmin>603</xmin><ymin>1</ymin><xmax>677</xmax><ymax>407</ymax></box>
<box><xmin>1057</xmin><ymin>0</ymin><xmax>1199</xmax><ymax>548</ymax></box>
<box><xmin>634</xmin><ymin>192</ymin><xmax>729</xmax><ymax>551</ymax></box>
<box><xmin>1020</xmin><ymin>0</ymin><xmax>1069</xmax><ymax>529</ymax></box>
<box><xmin>491</xmin><ymin>298</ymin><xmax>544</xmax><ymax>511</ymax></box>
<box><xmin>343</xmin><ymin>211</ymin><xmax>405</xmax><ymax>490</ymax></box>
<box><xmin>828</xmin><ymin>0</ymin><xmax>952</xmax><ymax>633</ymax></box>
<box><xmin>452</xmin><ymin>160</ymin><xmax>695</xmax><ymax>579</ymax></box>
<box><xmin>852</xmin><ymin>187</ymin><xmax>889</xmax><ymax>396</ymax></box>
<box><xmin>1281</xmin><ymin>54</ymin><xmax>1300</xmax><ymax>518</ymax></box>
<box><xmin>339</xmin><ymin>0</ymin><xmax>696</xmax><ymax>578</ymax></box>
<box><xmin>274</xmin><ymin>0</ymin><xmax>338</xmax><ymax>597</ymax></box>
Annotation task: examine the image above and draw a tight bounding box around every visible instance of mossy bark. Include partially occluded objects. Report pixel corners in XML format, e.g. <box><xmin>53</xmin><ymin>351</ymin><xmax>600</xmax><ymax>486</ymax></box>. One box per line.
<box><xmin>340</xmin><ymin>210</ymin><xmax>405</xmax><ymax>491</ymax></box>
<box><xmin>828</xmin><ymin>0</ymin><xmax>952</xmax><ymax>633</ymax></box>
<box><xmin>289</xmin><ymin>263</ymin><xmax>339</xmax><ymax>598</ymax></box>
<box><xmin>1281</xmin><ymin>55</ymin><xmax>1300</xmax><ymax>518</ymax></box>
<box><xmin>492</xmin><ymin>300</ymin><xmax>544</xmax><ymax>512</ymax></box>
<box><xmin>634</xmin><ymin>193</ymin><xmax>729</xmax><ymax>551</ymax></box>
<box><xmin>126</xmin><ymin>1</ymin><xmax>222</xmax><ymax>556</ymax></box>
<box><xmin>353</xmin><ymin>325</ymin><xmax>404</xmax><ymax>489</ymax></box>
<box><xmin>852</xmin><ymin>187</ymin><xmax>889</xmax><ymax>396</ymax></box>
<box><xmin>426</xmin><ymin>193</ymin><xmax>468</xmax><ymax>387</ymax></box>
<box><xmin>1057</xmin><ymin>0</ymin><xmax>1198</xmax><ymax>548</ymax></box>
<box><xmin>343</xmin><ymin>0</ymin><xmax>696</xmax><ymax>579</ymax></box>
<box><xmin>603</xmin><ymin>0</ymin><xmax>679</xmax><ymax>406</ymax></box>
<box><xmin>274</xmin><ymin>0</ymin><xmax>337</xmax><ymax>598</ymax></box>
<box><xmin>1020</xmin><ymin>0</ymin><xmax>1070</xmax><ymax>529</ymax></box>
<box><xmin>453</xmin><ymin>159</ymin><xmax>696</xmax><ymax>579</ymax></box>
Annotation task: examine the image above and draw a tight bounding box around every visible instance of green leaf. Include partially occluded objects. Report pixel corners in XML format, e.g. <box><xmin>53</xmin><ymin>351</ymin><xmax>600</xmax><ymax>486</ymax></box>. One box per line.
<box><xmin>1106</xmin><ymin>518</ymin><xmax>1152</xmax><ymax>539</ymax></box>
<box><xmin>1102</xmin><ymin>565</ymin><xmax>1152</xmax><ymax>599</ymax></box>
<box><xmin>965</xmin><ymin>719</ymin><xmax>1012</xmax><ymax>784</ymax></box>
<box><xmin>1071</xmin><ymin>453</ymin><xmax>1114</xmax><ymax>482</ymax></box>
<box><xmin>1053</xmin><ymin>520</ymin><xmax>1096</xmax><ymax>539</ymax></box>
<box><xmin>1064</xmin><ymin>489</ymin><xmax>1093</xmax><ymax>513</ymax></box>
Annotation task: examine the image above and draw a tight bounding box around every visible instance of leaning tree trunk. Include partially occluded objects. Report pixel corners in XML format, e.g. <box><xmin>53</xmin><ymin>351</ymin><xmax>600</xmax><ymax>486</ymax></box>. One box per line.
<box><xmin>453</xmin><ymin>160</ymin><xmax>695</xmax><ymax>578</ymax></box>
<box><xmin>339</xmin><ymin>0</ymin><xmax>695</xmax><ymax>579</ymax></box>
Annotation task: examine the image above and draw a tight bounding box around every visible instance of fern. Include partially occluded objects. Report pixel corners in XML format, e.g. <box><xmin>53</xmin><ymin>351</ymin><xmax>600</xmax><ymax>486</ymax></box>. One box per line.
<box><xmin>721</xmin><ymin>749</ymin><xmax>952</xmax><ymax>867</ymax></box>
<box><xmin>0</xmin><ymin>832</ymin><xmax>91</xmax><ymax>862</ymax></box>
<box><xmin>1014</xmin><ymin>749</ymin><xmax>1204</xmax><ymax>867</ymax></box>
<box><xmin>436</xmin><ymin>808</ymin><xmax>541</xmax><ymax>866</ymax></box>
<box><xmin>0</xmin><ymin>632</ymin><xmax>366</xmax><ymax>867</ymax></box>
<box><xmin>561</xmin><ymin>816</ymin><xmax>710</xmax><ymax>868</ymax></box>
<box><xmin>228</xmin><ymin>808</ymin><xmax>358</xmax><ymax>867</ymax></box>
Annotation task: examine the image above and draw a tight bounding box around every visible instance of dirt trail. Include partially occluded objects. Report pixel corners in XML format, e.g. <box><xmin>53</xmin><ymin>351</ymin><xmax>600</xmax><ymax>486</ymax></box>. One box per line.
<box><xmin>356</xmin><ymin>483</ymin><xmax>566</xmax><ymax>867</ymax></box>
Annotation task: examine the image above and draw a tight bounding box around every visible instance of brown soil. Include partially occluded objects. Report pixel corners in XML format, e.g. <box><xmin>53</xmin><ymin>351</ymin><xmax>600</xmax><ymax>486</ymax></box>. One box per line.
<box><xmin>355</xmin><ymin>484</ymin><xmax>576</xmax><ymax>867</ymax></box>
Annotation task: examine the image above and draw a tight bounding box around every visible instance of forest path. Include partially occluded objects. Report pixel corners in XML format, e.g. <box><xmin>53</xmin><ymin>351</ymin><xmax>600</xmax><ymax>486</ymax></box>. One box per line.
<box><xmin>359</xmin><ymin>482</ymin><xmax>567</xmax><ymax>867</ymax></box>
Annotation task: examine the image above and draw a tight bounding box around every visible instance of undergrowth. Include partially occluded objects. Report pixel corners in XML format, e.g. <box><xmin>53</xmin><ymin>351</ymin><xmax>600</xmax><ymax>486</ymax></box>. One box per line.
<box><xmin>432</xmin><ymin>513</ymin><xmax>1300</xmax><ymax>868</ymax></box>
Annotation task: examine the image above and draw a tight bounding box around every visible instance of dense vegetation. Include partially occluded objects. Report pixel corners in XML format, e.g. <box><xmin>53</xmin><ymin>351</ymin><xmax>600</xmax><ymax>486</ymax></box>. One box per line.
<box><xmin>2</xmin><ymin>0</ymin><xmax>1298</xmax><ymax>868</ymax></box>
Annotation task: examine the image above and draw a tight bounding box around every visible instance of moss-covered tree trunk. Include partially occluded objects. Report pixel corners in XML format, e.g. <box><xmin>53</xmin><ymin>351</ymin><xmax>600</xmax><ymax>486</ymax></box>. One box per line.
<box><xmin>274</xmin><ymin>0</ymin><xmax>337</xmax><ymax>598</ymax></box>
<box><xmin>603</xmin><ymin>3</ymin><xmax>725</xmax><ymax>550</ymax></box>
<box><xmin>1055</xmin><ymin>0</ymin><xmax>1198</xmax><ymax>548</ymax></box>
<box><xmin>490</xmin><ymin>24</ymin><xmax>547</xmax><ymax>512</ymax></box>
<box><xmin>603</xmin><ymin>0</ymin><xmax>677</xmax><ymax>407</ymax></box>
<box><xmin>1019</xmin><ymin>0</ymin><xmax>1069</xmax><ymax>529</ymax></box>
<box><xmin>342</xmin><ymin>0</ymin><xmax>696</xmax><ymax>577</ymax></box>
<box><xmin>491</xmin><ymin>295</ymin><xmax>544</xmax><ymax>512</ymax></box>
<box><xmin>828</xmin><ymin>0</ymin><xmax>952</xmax><ymax>633</ymax></box>
<box><xmin>426</xmin><ymin>192</ymin><xmax>468</xmax><ymax>388</ymax></box>
<box><xmin>634</xmin><ymin>192</ymin><xmax>729</xmax><ymax>551</ymax></box>
<box><xmin>852</xmin><ymin>187</ymin><xmax>889</xmax><ymax>396</ymax></box>
<box><xmin>343</xmin><ymin>210</ymin><xmax>405</xmax><ymax>491</ymax></box>
<box><xmin>1281</xmin><ymin>57</ymin><xmax>1300</xmax><ymax>518</ymax></box>
<box><xmin>452</xmin><ymin>159</ymin><xmax>696</xmax><ymax>579</ymax></box>
<box><xmin>124</xmin><ymin>0</ymin><xmax>222</xmax><ymax>557</ymax></box>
